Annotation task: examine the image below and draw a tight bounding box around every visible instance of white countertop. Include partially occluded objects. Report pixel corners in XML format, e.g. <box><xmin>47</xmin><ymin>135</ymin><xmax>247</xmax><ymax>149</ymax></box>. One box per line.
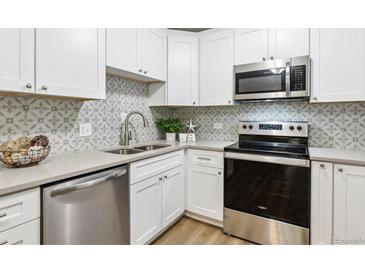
<box><xmin>309</xmin><ymin>147</ymin><xmax>365</xmax><ymax>166</ymax></box>
<box><xmin>0</xmin><ymin>140</ymin><xmax>234</xmax><ymax>196</ymax></box>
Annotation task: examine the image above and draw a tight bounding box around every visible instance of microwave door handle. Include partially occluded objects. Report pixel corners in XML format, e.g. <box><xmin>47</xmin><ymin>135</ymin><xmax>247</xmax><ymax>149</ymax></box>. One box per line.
<box><xmin>285</xmin><ymin>61</ymin><xmax>291</xmax><ymax>97</ymax></box>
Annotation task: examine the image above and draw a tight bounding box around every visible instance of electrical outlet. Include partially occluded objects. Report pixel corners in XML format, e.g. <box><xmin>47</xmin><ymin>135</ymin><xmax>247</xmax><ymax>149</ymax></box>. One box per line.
<box><xmin>79</xmin><ymin>123</ymin><xmax>92</xmax><ymax>137</ymax></box>
<box><xmin>121</xmin><ymin>113</ymin><xmax>127</xmax><ymax>123</ymax></box>
<box><xmin>213</xmin><ymin>123</ymin><xmax>223</xmax><ymax>129</ymax></box>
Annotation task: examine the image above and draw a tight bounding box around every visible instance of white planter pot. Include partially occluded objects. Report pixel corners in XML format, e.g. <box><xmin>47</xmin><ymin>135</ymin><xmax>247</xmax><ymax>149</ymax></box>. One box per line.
<box><xmin>165</xmin><ymin>133</ymin><xmax>176</xmax><ymax>141</ymax></box>
<box><xmin>179</xmin><ymin>133</ymin><xmax>187</xmax><ymax>142</ymax></box>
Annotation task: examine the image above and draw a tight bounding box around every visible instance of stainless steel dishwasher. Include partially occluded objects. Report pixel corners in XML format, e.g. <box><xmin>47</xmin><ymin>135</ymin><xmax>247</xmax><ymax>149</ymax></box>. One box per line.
<box><xmin>42</xmin><ymin>166</ymin><xmax>129</xmax><ymax>245</ymax></box>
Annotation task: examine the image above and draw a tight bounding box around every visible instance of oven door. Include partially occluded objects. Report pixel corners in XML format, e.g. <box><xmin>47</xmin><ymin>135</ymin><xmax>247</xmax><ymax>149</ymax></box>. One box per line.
<box><xmin>224</xmin><ymin>152</ymin><xmax>310</xmax><ymax>228</ymax></box>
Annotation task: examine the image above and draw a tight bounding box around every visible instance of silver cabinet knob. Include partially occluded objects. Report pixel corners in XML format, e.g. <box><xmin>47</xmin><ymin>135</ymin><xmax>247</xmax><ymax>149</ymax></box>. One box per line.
<box><xmin>139</xmin><ymin>69</ymin><xmax>143</xmax><ymax>73</ymax></box>
<box><xmin>164</xmin><ymin>175</ymin><xmax>167</xmax><ymax>179</ymax></box>
<box><xmin>41</xmin><ymin>85</ymin><xmax>47</xmax><ymax>91</ymax></box>
<box><xmin>270</xmin><ymin>56</ymin><xmax>274</xmax><ymax>60</ymax></box>
<box><xmin>228</xmin><ymin>100</ymin><xmax>231</xmax><ymax>104</ymax></box>
<box><xmin>159</xmin><ymin>177</ymin><xmax>163</xmax><ymax>181</ymax></box>
<box><xmin>143</xmin><ymin>70</ymin><xmax>147</xmax><ymax>74</ymax></box>
<box><xmin>218</xmin><ymin>171</ymin><xmax>222</xmax><ymax>175</ymax></box>
<box><xmin>313</xmin><ymin>97</ymin><xmax>318</xmax><ymax>101</ymax></box>
<box><xmin>320</xmin><ymin>164</ymin><xmax>325</xmax><ymax>168</ymax></box>
<box><xmin>262</xmin><ymin>57</ymin><xmax>266</xmax><ymax>61</ymax></box>
<box><xmin>193</xmin><ymin>101</ymin><xmax>196</xmax><ymax>105</ymax></box>
<box><xmin>338</xmin><ymin>168</ymin><xmax>343</xmax><ymax>172</ymax></box>
<box><xmin>26</xmin><ymin>83</ymin><xmax>32</xmax><ymax>89</ymax></box>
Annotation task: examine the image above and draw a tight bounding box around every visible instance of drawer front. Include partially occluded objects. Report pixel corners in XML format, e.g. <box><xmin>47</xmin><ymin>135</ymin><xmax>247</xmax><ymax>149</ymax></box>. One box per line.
<box><xmin>188</xmin><ymin>149</ymin><xmax>223</xmax><ymax>168</ymax></box>
<box><xmin>0</xmin><ymin>219</ymin><xmax>40</xmax><ymax>245</ymax></box>
<box><xmin>130</xmin><ymin>150</ymin><xmax>184</xmax><ymax>184</ymax></box>
<box><xmin>0</xmin><ymin>188</ymin><xmax>40</xmax><ymax>233</ymax></box>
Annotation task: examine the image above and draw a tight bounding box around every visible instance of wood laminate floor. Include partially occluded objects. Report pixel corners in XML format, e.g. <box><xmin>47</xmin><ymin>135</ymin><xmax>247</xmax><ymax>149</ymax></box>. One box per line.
<box><xmin>153</xmin><ymin>217</ymin><xmax>254</xmax><ymax>245</ymax></box>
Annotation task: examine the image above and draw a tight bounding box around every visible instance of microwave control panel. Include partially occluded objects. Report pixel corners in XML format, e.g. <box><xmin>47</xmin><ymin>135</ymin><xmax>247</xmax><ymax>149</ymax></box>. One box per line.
<box><xmin>290</xmin><ymin>65</ymin><xmax>306</xmax><ymax>91</ymax></box>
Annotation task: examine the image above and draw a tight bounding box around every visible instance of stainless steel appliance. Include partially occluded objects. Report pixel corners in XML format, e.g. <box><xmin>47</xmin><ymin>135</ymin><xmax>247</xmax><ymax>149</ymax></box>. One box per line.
<box><xmin>223</xmin><ymin>121</ymin><xmax>310</xmax><ymax>245</ymax></box>
<box><xmin>234</xmin><ymin>56</ymin><xmax>310</xmax><ymax>101</ymax></box>
<box><xmin>42</xmin><ymin>166</ymin><xmax>129</xmax><ymax>245</ymax></box>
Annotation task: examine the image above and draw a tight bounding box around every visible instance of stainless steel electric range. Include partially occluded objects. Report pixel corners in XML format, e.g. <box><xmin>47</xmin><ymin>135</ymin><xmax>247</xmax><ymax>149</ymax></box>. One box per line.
<box><xmin>223</xmin><ymin>121</ymin><xmax>310</xmax><ymax>245</ymax></box>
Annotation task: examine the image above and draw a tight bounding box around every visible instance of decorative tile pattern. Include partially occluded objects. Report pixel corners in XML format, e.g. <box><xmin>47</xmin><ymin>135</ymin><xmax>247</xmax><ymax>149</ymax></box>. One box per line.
<box><xmin>164</xmin><ymin>101</ymin><xmax>365</xmax><ymax>150</ymax></box>
<box><xmin>2</xmin><ymin>75</ymin><xmax>365</xmax><ymax>153</ymax></box>
<box><xmin>0</xmin><ymin>75</ymin><xmax>168</xmax><ymax>154</ymax></box>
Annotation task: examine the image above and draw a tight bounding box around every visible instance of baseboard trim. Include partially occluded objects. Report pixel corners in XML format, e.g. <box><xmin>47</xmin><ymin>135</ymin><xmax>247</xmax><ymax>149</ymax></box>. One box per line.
<box><xmin>184</xmin><ymin>211</ymin><xmax>223</xmax><ymax>228</ymax></box>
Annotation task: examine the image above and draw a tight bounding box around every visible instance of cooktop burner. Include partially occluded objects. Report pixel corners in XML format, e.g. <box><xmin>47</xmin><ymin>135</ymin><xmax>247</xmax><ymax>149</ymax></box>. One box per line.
<box><xmin>224</xmin><ymin>121</ymin><xmax>309</xmax><ymax>159</ymax></box>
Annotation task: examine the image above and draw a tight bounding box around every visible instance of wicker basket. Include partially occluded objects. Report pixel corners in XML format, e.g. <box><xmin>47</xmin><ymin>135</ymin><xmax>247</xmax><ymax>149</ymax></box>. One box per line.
<box><xmin>0</xmin><ymin>145</ymin><xmax>51</xmax><ymax>168</ymax></box>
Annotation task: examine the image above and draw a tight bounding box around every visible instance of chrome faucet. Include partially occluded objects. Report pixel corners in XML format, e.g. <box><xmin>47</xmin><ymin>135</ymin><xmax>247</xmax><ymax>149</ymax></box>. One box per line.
<box><xmin>123</xmin><ymin>111</ymin><xmax>148</xmax><ymax>146</ymax></box>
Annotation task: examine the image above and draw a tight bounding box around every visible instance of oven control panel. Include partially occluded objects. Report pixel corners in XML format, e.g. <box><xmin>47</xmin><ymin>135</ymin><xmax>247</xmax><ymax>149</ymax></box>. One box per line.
<box><xmin>239</xmin><ymin>121</ymin><xmax>308</xmax><ymax>137</ymax></box>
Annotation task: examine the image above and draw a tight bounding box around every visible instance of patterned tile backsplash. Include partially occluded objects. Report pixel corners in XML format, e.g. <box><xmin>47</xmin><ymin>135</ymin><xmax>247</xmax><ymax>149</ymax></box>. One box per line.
<box><xmin>0</xmin><ymin>75</ymin><xmax>169</xmax><ymax>155</ymax></box>
<box><xmin>1</xmin><ymin>74</ymin><xmax>365</xmax><ymax>154</ymax></box>
<box><xmin>163</xmin><ymin>101</ymin><xmax>365</xmax><ymax>150</ymax></box>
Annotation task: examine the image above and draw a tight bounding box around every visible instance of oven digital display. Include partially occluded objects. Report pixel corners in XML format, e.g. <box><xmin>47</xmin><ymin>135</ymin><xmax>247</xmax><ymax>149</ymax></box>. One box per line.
<box><xmin>259</xmin><ymin>124</ymin><xmax>282</xmax><ymax>130</ymax></box>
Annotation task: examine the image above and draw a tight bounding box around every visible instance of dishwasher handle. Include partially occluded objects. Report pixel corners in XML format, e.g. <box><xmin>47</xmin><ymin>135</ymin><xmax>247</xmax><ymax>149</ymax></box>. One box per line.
<box><xmin>50</xmin><ymin>168</ymin><xmax>127</xmax><ymax>197</ymax></box>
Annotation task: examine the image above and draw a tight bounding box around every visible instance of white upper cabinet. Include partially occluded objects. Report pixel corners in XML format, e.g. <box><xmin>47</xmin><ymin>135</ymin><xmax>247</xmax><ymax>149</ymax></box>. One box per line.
<box><xmin>268</xmin><ymin>28</ymin><xmax>309</xmax><ymax>60</ymax></box>
<box><xmin>235</xmin><ymin>28</ymin><xmax>309</xmax><ymax>65</ymax></box>
<box><xmin>234</xmin><ymin>28</ymin><xmax>268</xmax><ymax>65</ymax></box>
<box><xmin>167</xmin><ymin>30</ymin><xmax>199</xmax><ymax>106</ymax></box>
<box><xmin>36</xmin><ymin>29</ymin><xmax>105</xmax><ymax>99</ymax></box>
<box><xmin>333</xmin><ymin>164</ymin><xmax>365</xmax><ymax>245</ymax></box>
<box><xmin>107</xmin><ymin>28</ymin><xmax>167</xmax><ymax>82</ymax></box>
<box><xmin>107</xmin><ymin>28</ymin><xmax>138</xmax><ymax>75</ymax></box>
<box><xmin>139</xmin><ymin>29</ymin><xmax>167</xmax><ymax>81</ymax></box>
<box><xmin>311</xmin><ymin>29</ymin><xmax>365</xmax><ymax>103</ymax></box>
<box><xmin>199</xmin><ymin>29</ymin><xmax>234</xmax><ymax>106</ymax></box>
<box><xmin>0</xmin><ymin>29</ymin><xmax>34</xmax><ymax>94</ymax></box>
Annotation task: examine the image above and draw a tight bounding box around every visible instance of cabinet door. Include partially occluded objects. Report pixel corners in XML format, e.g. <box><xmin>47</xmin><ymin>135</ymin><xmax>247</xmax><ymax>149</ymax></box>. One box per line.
<box><xmin>311</xmin><ymin>29</ymin><xmax>365</xmax><ymax>103</ymax></box>
<box><xmin>334</xmin><ymin>164</ymin><xmax>365</xmax><ymax>245</ymax></box>
<box><xmin>107</xmin><ymin>28</ymin><xmax>138</xmax><ymax>74</ymax></box>
<box><xmin>268</xmin><ymin>28</ymin><xmax>309</xmax><ymax>60</ymax></box>
<box><xmin>200</xmin><ymin>29</ymin><xmax>234</xmax><ymax>106</ymax></box>
<box><xmin>138</xmin><ymin>29</ymin><xmax>167</xmax><ymax>81</ymax></box>
<box><xmin>0</xmin><ymin>219</ymin><xmax>40</xmax><ymax>245</ymax></box>
<box><xmin>167</xmin><ymin>31</ymin><xmax>199</xmax><ymax>106</ymax></box>
<box><xmin>311</xmin><ymin>161</ymin><xmax>333</xmax><ymax>245</ymax></box>
<box><xmin>36</xmin><ymin>28</ymin><xmax>105</xmax><ymax>99</ymax></box>
<box><xmin>187</xmin><ymin>165</ymin><xmax>223</xmax><ymax>221</ymax></box>
<box><xmin>234</xmin><ymin>28</ymin><xmax>268</xmax><ymax>65</ymax></box>
<box><xmin>161</xmin><ymin>166</ymin><xmax>184</xmax><ymax>228</ymax></box>
<box><xmin>0</xmin><ymin>28</ymin><xmax>34</xmax><ymax>93</ymax></box>
<box><xmin>130</xmin><ymin>175</ymin><xmax>161</xmax><ymax>245</ymax></box>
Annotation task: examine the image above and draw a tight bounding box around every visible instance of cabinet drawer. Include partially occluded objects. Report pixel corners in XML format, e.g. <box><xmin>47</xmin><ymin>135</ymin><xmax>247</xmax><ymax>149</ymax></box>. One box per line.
<box><xmin>0</xmin><ymin>188</ymin><xmax>40</xmax><ymax>233</ymax></box>
<box><xmin>0</xmin><ymin>219</ymin><xmax>40</xmax><ymax>245</ymax></box>
<box><xmin>188</xmin><ymin>149</ymin><xmax>223</xmax><ymax>168</ymax></box>
<box><xmin>130</xmin><ymin>150</ymin><xmax>184</xmax><ymax>184</ymax></box>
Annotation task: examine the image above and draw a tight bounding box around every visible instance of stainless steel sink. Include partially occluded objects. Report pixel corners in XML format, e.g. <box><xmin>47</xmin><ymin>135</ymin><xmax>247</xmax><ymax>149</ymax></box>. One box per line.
<box><xmin>106</xmin><ymin>148</ymin><xmax>144</xmax><ymax>155</ymax></box>
<box><xmin>134</xmin><ymin>144</ymin><xmax>171</xmax><ymax>151</ymax></box>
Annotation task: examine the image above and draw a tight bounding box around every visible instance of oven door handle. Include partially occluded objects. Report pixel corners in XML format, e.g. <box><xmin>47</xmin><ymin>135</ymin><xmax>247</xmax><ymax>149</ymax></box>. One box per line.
<box><xmin>285</xmin><ymin>61</ymin><xmax>291</xmax><ymax>97</ymax></box>
<box><xmin>224</xmin><ymin>152</ymin><xmax>310</xmax><ymax>167</ymax></box>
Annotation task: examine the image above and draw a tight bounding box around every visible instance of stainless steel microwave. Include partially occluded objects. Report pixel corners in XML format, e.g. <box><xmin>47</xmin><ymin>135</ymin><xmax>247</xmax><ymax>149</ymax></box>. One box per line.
<box><xmin>234</xmin><ymin>55</ymin><xmax>310</xmax><ymax>101</ymax></box>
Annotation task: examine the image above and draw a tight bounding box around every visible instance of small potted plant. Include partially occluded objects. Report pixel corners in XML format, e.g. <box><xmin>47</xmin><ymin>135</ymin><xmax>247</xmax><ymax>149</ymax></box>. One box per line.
<box><xmin>156</xmin><ymin>118</ymin><xmax>183</xmax><ymax>141</ymax></box>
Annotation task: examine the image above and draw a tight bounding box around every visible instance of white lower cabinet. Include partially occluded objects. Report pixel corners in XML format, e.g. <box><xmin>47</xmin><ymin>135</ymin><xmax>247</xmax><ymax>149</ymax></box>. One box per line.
<box><xmin>311</xmin><ymin>161</ymin><xmax>365</xmax><ymax>245</ymax></box>
<box><xmin>130</xmin><ymin>175</ymin><xmax>162</xmax><ymax>245</ymax></box>
<box><xmin>311</xmin><ymin>161</ymin><xmax>333</xmax><ymax>244</ymax></box>
<box><xmin>0</xmin><ymin>188</ymin><xmax>40</xmax><ymax>245</ymax></box>
<box><xmin>187</xmin><ymin>164</ymin><xmax>223</xmax><ymax>221</ymax></box>
<box><xmin>130</xmin><ymin>151</ymin><xmax>184</xmax><ymax>245</ymax></box>
<box><xmin>161</xmin><ymin>166</ymin><xmax>184</xmax><ymax>228</ymax></box>
<box><xmin>0</xmin><ymin>219</ymin><xmax>40</xmax><ymax>245</ymax></box>
<box><xmin>333</xmin><ymin>164</ymin><xmax>365</xmax><ymax>244</ymax></box>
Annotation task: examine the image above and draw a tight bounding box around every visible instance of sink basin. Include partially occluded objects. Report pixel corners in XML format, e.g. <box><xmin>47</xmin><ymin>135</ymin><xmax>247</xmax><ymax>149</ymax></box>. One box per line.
<box><xmin>134</xmin><ymin>144</ymin><xmax>171</xmax><ymax>151</ymax></box>
<box><xmin>106</xmin><ymin>148</ymin><xmax>144</xmax><ymax>155</ymax></box>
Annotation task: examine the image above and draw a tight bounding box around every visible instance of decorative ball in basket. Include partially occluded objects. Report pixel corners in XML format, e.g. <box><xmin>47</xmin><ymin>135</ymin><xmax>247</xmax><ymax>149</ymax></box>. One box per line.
<box><xmin>0</xmin><ymin>135</ymin><xmax>51</xmax><ymax>168</ymax></box>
